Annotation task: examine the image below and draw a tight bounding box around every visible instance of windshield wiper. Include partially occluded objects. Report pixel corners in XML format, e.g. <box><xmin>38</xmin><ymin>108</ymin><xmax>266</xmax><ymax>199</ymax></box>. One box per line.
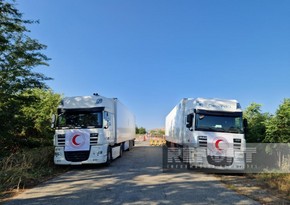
<box><xmin>196</xmin><ymin>127</ymin><xmax>227</xmax><ymax>132</ymax></box>
<box><xmin>196</xmin><ymin>127</ymin><xmax>216</xmax><ymax>132</ymax></box>
<box><xmin>228</xmin><ymin>127</ymin><xmax>242</xmax><ymax>133</ymax></box>
<box><xmin>213</xmin><ymin>127</ymin><xmax>227</xmax><ymax>132</ymax></box>
<box><xmin>60</xmin><ymin>126</ymin><xmax>69</xmax><ymax>129</ymax></box>
<box><xmin>87</xmin><ymin>126</ymin><xmax>97</xmax><ymax>128</ymax></box>
<box><xmin>64</xmin><ymin>124</ymin><xmax>81</xmax><ymax>129</ymax></box>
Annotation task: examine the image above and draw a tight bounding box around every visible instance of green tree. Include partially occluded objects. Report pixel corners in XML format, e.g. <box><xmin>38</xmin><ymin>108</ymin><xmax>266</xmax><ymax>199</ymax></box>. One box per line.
<box><xmin>0</xmin><ymin>0</ymin><xmax>50</xmax><ymax>95</ymax></box>
<box><xmin>138</xmin><ymin>127</ymin><xmax>147</xmax><ymax>134</ymax></box>
<box><xmin>264</xmin><ymin>99</ymin><xmax>290</xmax><ymax>143</ymax></box>
<box><xmin>243</xmin><ymin>103</ymin><xmax>271</xmax><ymax>142</ymax></box>
<box><xmin>136</xmin><ymin>126</ymin><xmax>147</xmax><ymax>134</ymax></box>
<box><xmin>149</xmin><ymin>129</ymin><xmax>165</xmax><ymax>136</ymax></box>
<box><xmin>0</xmin><ymin>0</ymin><xmax>51</xmax><ymax>152</ymax></box>
<box><xmin>21</xmin><ymin>89</ymin><xmax>61</xmax><ymax>140</ymax></box>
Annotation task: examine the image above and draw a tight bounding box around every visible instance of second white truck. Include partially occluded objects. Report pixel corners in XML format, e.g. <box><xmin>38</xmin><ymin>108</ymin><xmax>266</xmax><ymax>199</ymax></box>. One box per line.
<box><xmin>52</xmin><ymin>94</ymin><xmax>135</xmax><ymax>165</ymax></box>
<box><xmin>165</xmin><ymin>98</ymin><xmax>247</xmax><ymax>170</ymax></box>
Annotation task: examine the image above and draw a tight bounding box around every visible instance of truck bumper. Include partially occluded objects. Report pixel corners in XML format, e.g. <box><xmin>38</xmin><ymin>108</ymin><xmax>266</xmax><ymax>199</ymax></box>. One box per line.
<box><xmin>54</xmin><ymin>145</ymin><xmax>108</xmax><ymax>165</ymax></box>
<box><xmin>188</xmin><ymin>149</ymin><xmax>245</xmax><ymax>170</ymax></box>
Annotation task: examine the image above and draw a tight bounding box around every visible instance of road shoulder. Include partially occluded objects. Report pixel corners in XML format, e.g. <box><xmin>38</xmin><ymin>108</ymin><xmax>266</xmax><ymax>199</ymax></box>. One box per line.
<box><xmin>219</xmin><ymin>174</ymin><xmax>290</xmax><ymax>204</ymax></box>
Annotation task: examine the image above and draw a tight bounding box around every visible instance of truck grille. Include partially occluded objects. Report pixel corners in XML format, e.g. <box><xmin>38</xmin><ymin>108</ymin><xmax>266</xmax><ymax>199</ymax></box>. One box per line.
<box><xmin>65</xmin><ymin>151</ymin><xmax>90</xmax><ymax>162</ymax></box>
<box><xmin>233</xmin><ymin>138</ymin><xmax>241</xmax><ymax>150</ymax></box>
<box><xmin>90</xmin><ymin>133</ymin><xmax>98</xmax><ymax>145</ymax></box>
<box><xmin>56</xmin><ymin>134</ymin><xmax>65</xmax><ymax>146</ymax></box>
<box><xmin>198</xmin><ymin>136</ymin><xmax>207</xmax><ymax>147</ymax></box>
<box><xmin>56</xmin><ymin>133</ymin><xmax>99</xmax><ymax>146</ymax></box>
<box><xmin>207</xmin><ymin>156</ymin><xmax>234</xmax><ymax>166</ymax></box>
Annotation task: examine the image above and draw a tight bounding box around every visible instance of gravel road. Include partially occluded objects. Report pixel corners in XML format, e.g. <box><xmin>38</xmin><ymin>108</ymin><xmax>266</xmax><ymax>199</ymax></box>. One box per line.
<box><xmin>5</xmin><ymin>141</ymin><xmax>260</xmax><ymax>205</ymax></box>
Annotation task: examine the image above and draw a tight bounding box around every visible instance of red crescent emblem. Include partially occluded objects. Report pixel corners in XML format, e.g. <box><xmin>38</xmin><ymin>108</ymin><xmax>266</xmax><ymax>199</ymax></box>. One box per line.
<box><xmin>72</xmin><ymin>134</ymin><xmax>80</xmax><ymax>146</ymax></box>
<box><xmin>215</xmin><ymin>139</ymin><xmax>223</xmax><ymax>151</ymax></box>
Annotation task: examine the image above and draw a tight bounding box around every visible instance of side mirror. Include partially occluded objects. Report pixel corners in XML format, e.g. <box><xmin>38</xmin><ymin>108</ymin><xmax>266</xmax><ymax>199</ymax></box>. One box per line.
<box><xmin>103</xmin><ymin>120</ymin><xmax>111</xmax><ymax>129</ymax></box>
<box><xmin>51</xmin><ymin>114</ymin><xmax>56</xmax><ymax>128</ymax></box>
<box><xmin>186</xmin><ymin>113</ymin><xmax>193</xmax><ymax>129</ymax></box>
<box><xmin>103</xmin><ymin>111</ymin><xmax>110</xmax><ymax>129</ymax></box>
<box><xmin>103</xmin><ymin>120</ymin><xmax>108</xmax><ymax>129</ymax></box>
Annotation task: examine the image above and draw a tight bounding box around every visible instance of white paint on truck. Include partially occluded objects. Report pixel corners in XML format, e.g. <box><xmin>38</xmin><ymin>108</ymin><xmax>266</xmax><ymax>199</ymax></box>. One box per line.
<box><xmin>165</xmin><ymin>98</ymin><xmax>246</xmax><ymax>170</ymax></box>
<box><xmin>53</xmin><ymin>94</ymin><xmax>135</xmax><ymax>165</ymax></box>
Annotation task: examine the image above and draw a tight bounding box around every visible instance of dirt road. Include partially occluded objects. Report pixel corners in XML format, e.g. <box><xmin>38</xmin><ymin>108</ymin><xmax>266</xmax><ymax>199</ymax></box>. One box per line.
<box><xmin>5</xmin><ymin>141</ymin><xmax>259</xmax><ymax>205</ymax></box>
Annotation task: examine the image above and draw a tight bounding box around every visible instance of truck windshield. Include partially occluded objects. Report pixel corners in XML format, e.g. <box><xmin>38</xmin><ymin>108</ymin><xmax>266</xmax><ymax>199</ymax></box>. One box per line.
<box><xmin>195</xmin><ymin>113</ymin><xmax>244</xmax><ymax>134</ymax></box>
<box><xmin>57</xmin><ymin>110</ymin><xmax>103</xmax><ymax>129</ymax></box>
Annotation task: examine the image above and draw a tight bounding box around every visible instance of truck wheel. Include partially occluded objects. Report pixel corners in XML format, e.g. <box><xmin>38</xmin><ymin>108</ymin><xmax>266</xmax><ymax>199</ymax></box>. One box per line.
<box><xmin>187</xmin><ymin>162</ymin><xmax>191</xmax><ymax>169</ymax></box>
<box><xmin>105</xmin><ymin>147</ymin><xmax>112</xmax><ymax>166</ymax></box>
<box><xmin>128</xmin><ymin>140</ymin><xmax>134</xmax><ymax>150</ymax></box>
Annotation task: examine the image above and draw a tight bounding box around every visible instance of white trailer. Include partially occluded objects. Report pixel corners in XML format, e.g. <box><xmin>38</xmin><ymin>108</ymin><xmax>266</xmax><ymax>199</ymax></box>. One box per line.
<box><xmin>52</xmin><ymin>94</ymin><xmax>135</xmax><ymax>165</ymax></box>
<box><xmin>165</xmin><ymin>98</ymin><xmax>247</xmax><ymax>170</ymax></box>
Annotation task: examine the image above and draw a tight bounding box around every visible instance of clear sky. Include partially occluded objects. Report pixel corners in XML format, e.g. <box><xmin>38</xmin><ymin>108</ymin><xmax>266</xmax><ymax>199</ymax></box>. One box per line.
<box><xmin>17</xmin><ymin>0</ymin><xmax>290</xmax><ymax>130</ymax></box>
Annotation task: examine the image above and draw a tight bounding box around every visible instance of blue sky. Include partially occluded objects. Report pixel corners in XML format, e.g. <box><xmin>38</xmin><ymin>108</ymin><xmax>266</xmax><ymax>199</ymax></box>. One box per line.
<box><xmin>17</xmin><ymin>0</ymin><xmax>290</xmax><ymax>130</ymax></box>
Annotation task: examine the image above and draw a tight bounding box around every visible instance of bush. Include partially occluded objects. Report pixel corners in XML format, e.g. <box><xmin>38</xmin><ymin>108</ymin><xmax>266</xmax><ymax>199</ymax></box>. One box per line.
<box><xmin>0</xmin><ymin>146</ymin><xmax>67</xmax><ymax>195</ymax></box>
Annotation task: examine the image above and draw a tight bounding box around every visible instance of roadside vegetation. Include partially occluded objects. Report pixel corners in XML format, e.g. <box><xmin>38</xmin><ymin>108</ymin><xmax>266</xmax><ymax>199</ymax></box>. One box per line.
<box><xmin>255</xmin><ymin>173</ymin><xmax>290</xmax><ymax>197</ymax></box>
<box><xmin>135</xmin><ymin>126</ymin><xmax>147</xmax><ymax>134</ymax></box>
<box><xmin>0</xmin><ymin>0</ymin><xmax>67</xmax><ymax>199</ymax></box>
<box><xmin>0</xmin><ymin>147</ymin><xmax>69</xmax><ymax>200</ymax></box>
<box><xmin>149</xmin><ymin>128</ymin><xmax>165</xmax><ymax>136</ymax></box>
<box><xmin>243</xmin><ymin>99</ymin><xmax>290</xmax><ymax>197</ymax></box>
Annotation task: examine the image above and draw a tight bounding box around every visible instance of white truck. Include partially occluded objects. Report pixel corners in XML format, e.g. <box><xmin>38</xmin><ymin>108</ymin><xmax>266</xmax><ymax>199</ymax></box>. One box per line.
<box><xmin>165</xmin><ymin>98</ymin><xmax>247</xmax><ymax>170</ymax></box>
<box><xmin>52</xmin><ymin>94</ymin><xmax>135</xmax><ymax>165</ymax></box>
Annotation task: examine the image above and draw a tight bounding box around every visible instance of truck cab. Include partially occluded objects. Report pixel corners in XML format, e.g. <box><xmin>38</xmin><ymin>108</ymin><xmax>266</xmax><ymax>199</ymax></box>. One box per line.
<box><xmin>53</xmin><ymin>95</ymin><xmax>135</xmax><ymax>165</ymax></box>
<box><xmin>165</xmin><ymin>98</ymin><xmax>247</xmax><ymax>170</ymax></box>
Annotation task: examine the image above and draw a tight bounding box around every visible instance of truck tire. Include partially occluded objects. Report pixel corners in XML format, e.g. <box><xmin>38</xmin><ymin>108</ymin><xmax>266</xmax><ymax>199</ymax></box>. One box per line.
<box><xmin>187</xmin><ymin>162</ymin><xmax>191</xmax><ymax>169</ymax></box>
<box><xmin>128</xmin><ymin>140</ymin><xmax>134</xmax><ymax>150</ymax></box>
<box><xmin>105</xmin><ymin>147</ymin><xmax>112</xmax><ymax>166</ymax></box>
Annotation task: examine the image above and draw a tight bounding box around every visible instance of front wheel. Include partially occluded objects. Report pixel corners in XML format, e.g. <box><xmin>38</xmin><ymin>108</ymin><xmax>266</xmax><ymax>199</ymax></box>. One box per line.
<box><xmin>105</xmin><ymin>147</ymin><xmax>112</xmax><ymax>166</ymax></box>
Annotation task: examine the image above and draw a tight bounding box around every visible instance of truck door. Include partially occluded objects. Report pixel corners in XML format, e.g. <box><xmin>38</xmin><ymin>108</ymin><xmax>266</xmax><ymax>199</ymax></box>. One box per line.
<box><xmin>103</xmin><ymin>111</ymin><xmax>115</xmax><ymax>144</ymax></box>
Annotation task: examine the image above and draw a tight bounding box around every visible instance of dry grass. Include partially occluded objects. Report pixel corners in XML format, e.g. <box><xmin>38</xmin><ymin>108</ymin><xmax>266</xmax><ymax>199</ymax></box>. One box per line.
<box><xmin>0</xmin><ymin>147</ymin><xmax>68</xmax><ymax>201</ymax></box>
<box><xmin>220</xmin><ymin>173</ymin><xmax>290</xmax><ymax>204</ymax></box>
<box><xmin>254</xmin><ymin>173</ymin><xmax>290</xmax><ymax>197</ymax></box>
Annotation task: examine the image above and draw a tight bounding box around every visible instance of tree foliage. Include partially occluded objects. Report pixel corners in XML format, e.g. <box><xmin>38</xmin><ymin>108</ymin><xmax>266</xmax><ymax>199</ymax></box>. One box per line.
<box><xmin>1</xmin><ymin>88</ymin><xmax>60</xmax><ymax>156</ymax></box>
<box><xmin>0</xmin><ymin>0</ymin><xmax>53</xmax><ymax>154</ymax></box>
<box><xmin>149</xmin><ymin>129</ymin><xmax>165</xmax><ymax>136</ymax></box>
<box><xmin>21</xmin><ymin>89</ymin><xmax>61</xmax><ymax>139</ymax></box>
<box><xmin>243</xmin><ymin>103</ymin><xmax>271</xmax><ymax>142</ymax></box>
<box><xmin>136</xmin><ymin>126</ymin><xmax>147</xmax><ymax>134</ymax></box>
<box><xmin>244</xmin><ymin>100</ymin><xmax>290</xmax><ymax>143</ymax></box>
<box><xmin>264</xmin><ymin>99</ymin><xmax>290</xmax><ymax>143</ymax></box>
<box><xmin>0</xmin><ymin>0</ymin><xmax>51</xmax><ymax>96</ymax></box>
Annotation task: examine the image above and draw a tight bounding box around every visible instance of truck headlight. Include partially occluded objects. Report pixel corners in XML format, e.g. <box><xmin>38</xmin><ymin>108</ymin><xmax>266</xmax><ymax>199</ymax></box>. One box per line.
<box><xmin>54</xmin><ymin>147</ymin><xmax>62</xmax><ymax>157</ymax></box>
<box><xmin>235</xmin><ymin>152</ymin><xmax>244</xmax><ymax>159</ymax></box>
